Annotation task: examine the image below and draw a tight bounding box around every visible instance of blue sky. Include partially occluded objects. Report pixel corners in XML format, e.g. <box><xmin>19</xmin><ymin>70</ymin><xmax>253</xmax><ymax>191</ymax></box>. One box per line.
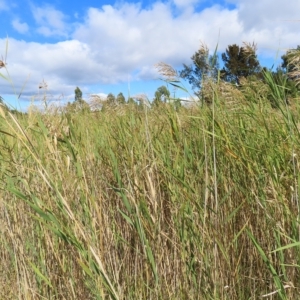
<box><xmin>0</xmin><ymin>0</ymin><xmax>299</xmax><ymax>110</ymax></box>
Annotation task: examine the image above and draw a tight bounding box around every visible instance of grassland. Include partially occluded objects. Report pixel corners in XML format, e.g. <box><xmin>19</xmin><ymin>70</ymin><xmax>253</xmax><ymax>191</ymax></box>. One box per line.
<box><xmin>0</xmin><ymin>77</ymin><xmax>300</xmax><ymax>299</ymax></box>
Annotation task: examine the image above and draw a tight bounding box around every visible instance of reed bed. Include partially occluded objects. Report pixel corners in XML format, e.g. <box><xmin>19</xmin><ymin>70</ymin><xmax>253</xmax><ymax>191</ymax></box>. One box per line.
<box><xmin>0</xmin><ymin>81</ymin><xmax>300</xmax><ymax>299</ymax></box>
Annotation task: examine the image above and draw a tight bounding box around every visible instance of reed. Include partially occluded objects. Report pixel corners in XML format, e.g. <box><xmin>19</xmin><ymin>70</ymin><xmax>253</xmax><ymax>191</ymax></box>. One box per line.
<box><xmin>0</xmin><ymin>51</ymin><xmax>300</xmax><ymax>299</ymax></box>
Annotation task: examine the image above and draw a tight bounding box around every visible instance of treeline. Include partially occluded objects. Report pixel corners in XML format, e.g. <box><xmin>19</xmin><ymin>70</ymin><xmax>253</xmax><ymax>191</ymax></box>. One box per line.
<box><xmin>67</xmin><ymin>42</ymin><xmax>300</xmax><ymax>113</ymax></box>
<box><xmin>66</xmin><ymin>86</ymin><xmax>182</xmax><ymax>112</ymax></box>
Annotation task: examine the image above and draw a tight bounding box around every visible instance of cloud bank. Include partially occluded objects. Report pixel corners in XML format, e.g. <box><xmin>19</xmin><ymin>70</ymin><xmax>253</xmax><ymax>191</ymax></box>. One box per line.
<box><xmin>0</xmin><ymin>0</ymin><xmax>299</xmax><ymax>102</ymax></box>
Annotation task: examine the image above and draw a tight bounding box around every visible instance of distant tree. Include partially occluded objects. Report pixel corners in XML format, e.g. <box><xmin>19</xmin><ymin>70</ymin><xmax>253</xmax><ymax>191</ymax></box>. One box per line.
<box><xmin>172</xmin><ymin>98</ymin><xmax>182</xmax><ymax>110</ymax></box>
<box><xmin>180</xmin><ymin>43</ymin><xmax>219</xmax><ymax>94</ymax></box>
<box><xmin>106</xmin><ymin>93</ymin><xmax>116</xmax><ymax>105</ymax></box>
<box><xmin>153</xmin><ymin>85</ymin><xmax>170</xmax><ymax>106</ymax></box>
<box><xmin>116</xmin><ymin>92</ymin><xmax>126</xmax><ymax>104</ymax></box>
<box><xmin>221</xmin><ymin>43</ymin><xmax>261</xmax><ymax>84</ymax></box>
<box><xmin>66</xmin><ymin>88</ymin><xmax>89</xmax><ymax>112</ymax></box>
<box><xmin>157</xmin><ymin>86</ymin><xmax>170</xmax><ymax>102</ymax></box>
<box><xmin>75</xmin><ymin>87</ymin><xmax>83</xmax><ymax>102</ymax></box>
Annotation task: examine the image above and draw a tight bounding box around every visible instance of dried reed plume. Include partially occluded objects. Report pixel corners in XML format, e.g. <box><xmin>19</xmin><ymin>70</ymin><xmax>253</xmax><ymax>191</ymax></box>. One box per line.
<box><xmin>198</xmin><ymin>41</ymin><xmax>209</xmax><ymax>56</ymax></box>
<box><xmin>286</xmin><ymin>47</ymin><xmax>300</xmax><ymax>86</ymax></box>
<box><xmin>155</xmin><ymin>62</ymin><xmax>179</xmax><ymax>81</ymax></box>
<box><xmin>0</xmin><ymin>60</ymin><xmax>5</xmax><ymax>69</ymax></box>
<box><xmin>190</xmin><ymin>42</ymin><xmax>210</xmax><ymax>76</ymax></box>
<box><xmin>242</xmin><ymin>41</ymin><xmax>258</xmax><ymax>59</ymax></box>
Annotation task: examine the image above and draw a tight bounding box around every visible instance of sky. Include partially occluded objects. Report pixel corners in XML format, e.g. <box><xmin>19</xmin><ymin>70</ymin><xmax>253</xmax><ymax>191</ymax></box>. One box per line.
<box><xmin>0</xmin><ymin>0</ymin><xmax>300</xmax><ymax>110</ymax></box>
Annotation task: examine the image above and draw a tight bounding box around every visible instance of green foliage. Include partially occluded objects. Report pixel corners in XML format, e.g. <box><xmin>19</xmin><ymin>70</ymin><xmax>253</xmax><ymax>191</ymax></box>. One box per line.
<box><xmin>180</xmin><ymin>43</ymin><xmax>219</xmax><ymax>93</ymax></box>
<box><xmin>116</xmin><ymin>92</ymin><xmax>126</xmax><ymax>104</ymax></box>
<box><xmin>106</xmin><ymin>92</ymin><xmax>116</xmax><ymax>105</ymax></box>
<box><xmin>153</xmin><ymin>85</ymin><xmax>170</xmax><ymax>106</ymax></box>
<box><xmin>73</xmin><ymin>87</ymin><xmax>89</xmax><ymax>112</ymax></box>
<box><xmin>74</xmin><ymin>86</ymin><xmax>83</xmax><ymax>102</ymax></box>
<box><xmin>221</xmin><ymin>43</ymin><xmax>261</xmax><ymax>84</ymax></box>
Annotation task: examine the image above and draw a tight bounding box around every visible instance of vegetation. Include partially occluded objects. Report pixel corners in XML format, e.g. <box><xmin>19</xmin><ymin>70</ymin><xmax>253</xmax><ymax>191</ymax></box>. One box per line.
<box><xmin>221</xmin><ymin>42</ymin><xmax>261</xmax><ymax>84</ymax></box>
<box><xmin>75</xmin><ymin>86</ymin><xmax>83</xmax><ymax>102</ymax></box>
<box><xmin>116</xmin><ymin>92</ymin><xmax>126</xmax><ymax>105</ymax></box>
<box><xmin>107</xmin><ymin>92</ymin><xmax>116</xmax><ymax>105</ymax></box>
<box><xmin>65</xmin><ymin>87</ymin><xmax>90</xmax><ymax>113</ymax></box>
<box><xmin>180</xmin><ymin>43</ymin><xmax>219</xmax><ymax>95</ymax></box>
<box><xmin>0</xmin><ymin>43</ymin><xmax>300</xmax><ymax>299</ymax></box>
<box><xmin>153</xmin><ymin>85</ymin><xmax>170</xmax><ymax>106</ymax></box>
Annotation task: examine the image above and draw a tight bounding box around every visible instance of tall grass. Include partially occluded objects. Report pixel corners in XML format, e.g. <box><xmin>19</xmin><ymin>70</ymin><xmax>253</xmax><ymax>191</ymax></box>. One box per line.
<box><xmin>0</xmin><ymin>72</ymin><xmax>300</xmax><ymax>299</ymax></box>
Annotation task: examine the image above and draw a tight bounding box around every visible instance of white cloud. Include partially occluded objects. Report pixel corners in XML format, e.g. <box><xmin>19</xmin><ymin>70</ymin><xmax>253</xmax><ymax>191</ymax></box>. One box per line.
<box><xmin>12</xmin><ymin>19</ymin><xmax>29</xmax><ymax>34</ymax></box>
<box><xmin>232</xmin><ymin>0</ymin><xmax>300</xmax><ymax>30</ymax></box>
<box><xmin>0</xmin><ymin>38</ymin><xmax>100</xmax><ymax>97</ymax></box>
<box><xmin>221</xmin><ymin>0</ymin><xmax>300</xmax><ymax>57</ymax></box>
<box><xmin>31</xmin><ymin>4</ymin><xmax>68</xmax><ymax>37</ymax></box>
<box><xmin>73</xmin><ymin>3</ymin><xmax>241</xmax><ymax>80</ymax></box>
